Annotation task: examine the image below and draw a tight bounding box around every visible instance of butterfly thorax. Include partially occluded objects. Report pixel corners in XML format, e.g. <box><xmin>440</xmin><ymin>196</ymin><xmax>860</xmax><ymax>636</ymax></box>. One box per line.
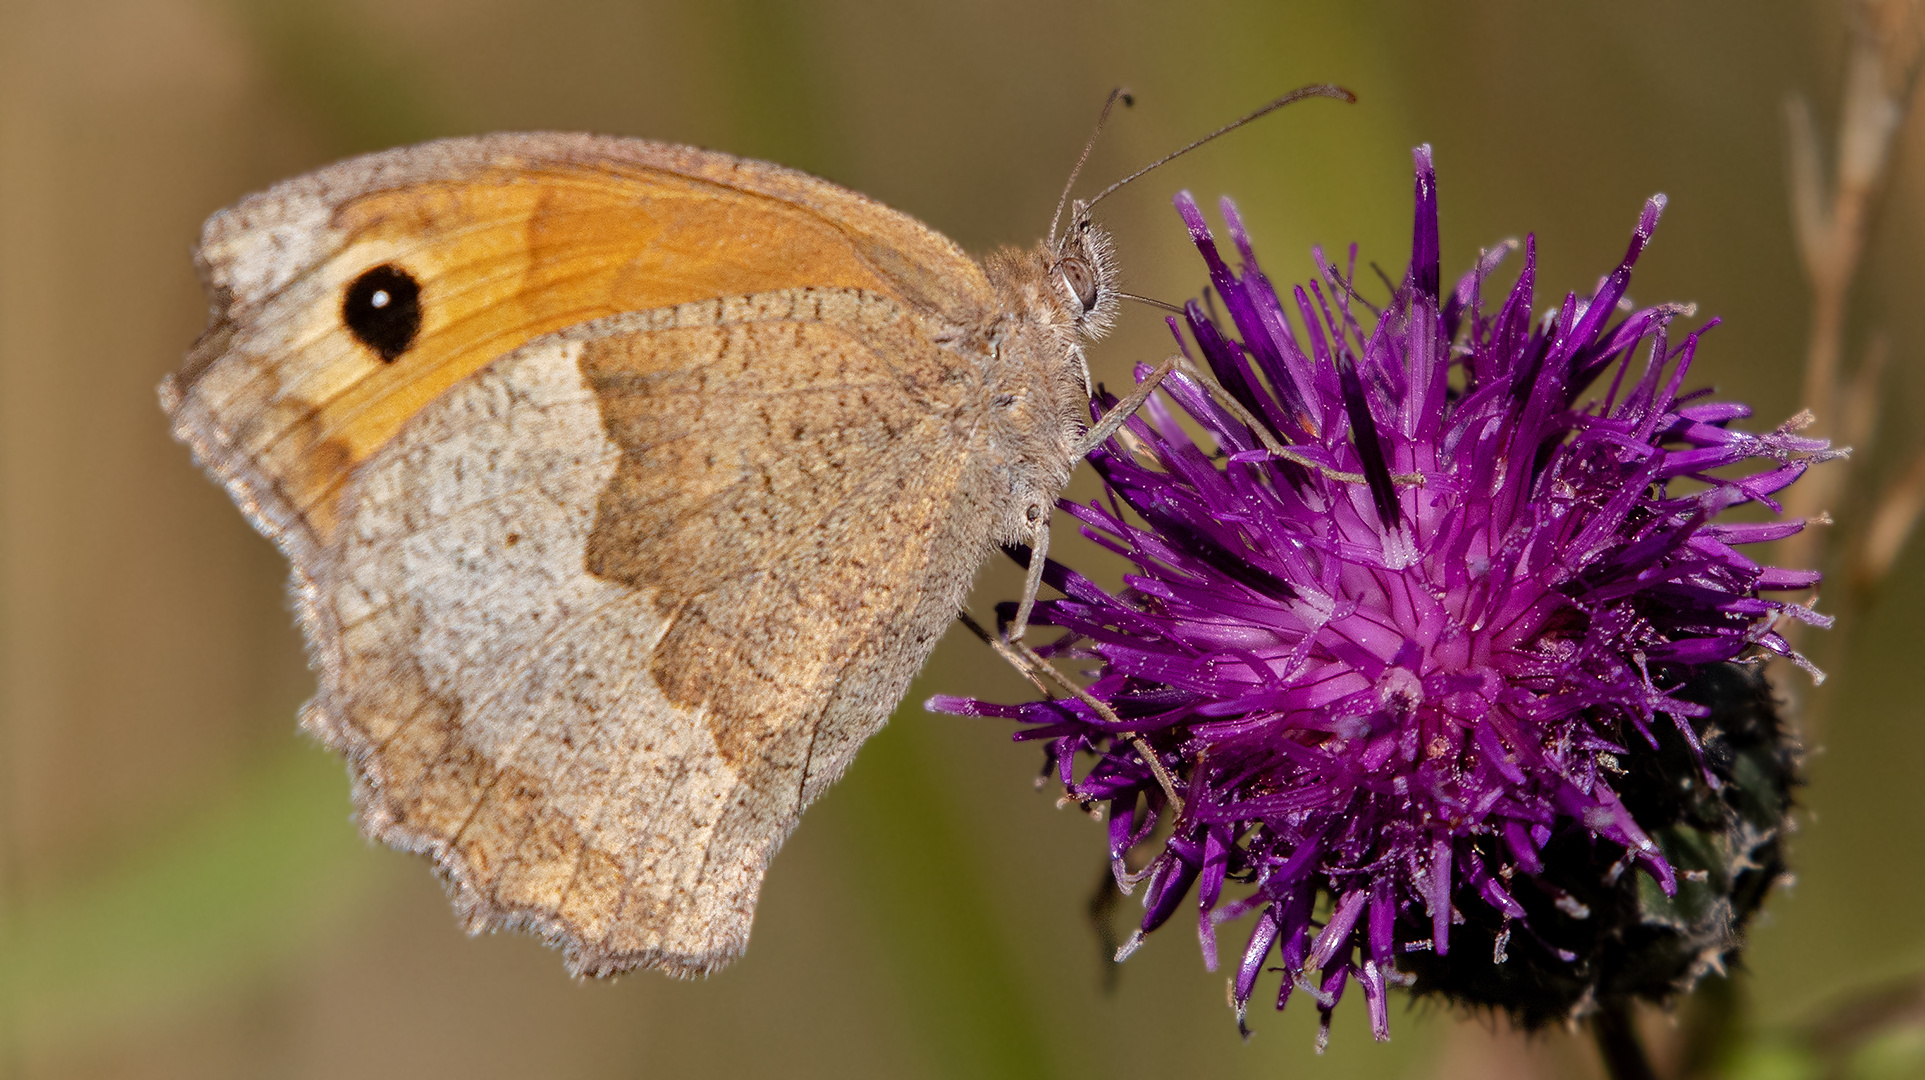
<box><xmin>973</xmin><ymin>217</ymin><xmax>1119</xmax><ymax>545</ymax></box>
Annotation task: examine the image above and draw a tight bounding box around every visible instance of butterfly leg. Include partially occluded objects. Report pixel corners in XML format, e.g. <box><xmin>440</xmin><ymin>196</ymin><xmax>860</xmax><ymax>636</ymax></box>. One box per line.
<box><xmin>1005</xmin><ymin>492</ymin><xmax>1056</xmax><ymax>646</ymax></box>
<box><xmin>1069</xmin><ymin>353</ymin><xmax>1418</xmax><ymax>486</ymax></box>
<box><xmin>1069</xmin><ymin>353</ymin><xmax>1180</xmax><ymax>461</ymax></box>
<box><xmin>956</xmin><ymin>610</ymin><xmax>1187</xmax><ymax>819</ymax></box>
<box><xmin>958</xmin><ymin>357</ymin><xmax>1194</xmax><ymax>817</ymax></box>
<box><xmin>1171</xmin><ymin>356</ymin><xmax>1428</xmax><ymax>487</ymax></box>
<box><xmin>1010</xmin><ymin>512</ymin><xmax>1188</xmax><ymax>815</ymax></box>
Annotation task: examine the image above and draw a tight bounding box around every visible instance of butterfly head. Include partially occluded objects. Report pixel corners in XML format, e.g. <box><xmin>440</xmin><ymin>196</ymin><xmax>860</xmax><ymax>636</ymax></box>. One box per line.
<box><xmin>1048</xmin><ymin>199</ymin><xmax>1120</xmax><ymax>344</ymax></box>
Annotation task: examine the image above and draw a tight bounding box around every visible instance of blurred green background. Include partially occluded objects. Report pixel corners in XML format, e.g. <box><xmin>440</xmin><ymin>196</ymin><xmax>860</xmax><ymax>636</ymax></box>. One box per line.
<box><xmin>2</xmin><ymin>1</ymin><xmax>1922</xmax><ymax>1077</ymax></box>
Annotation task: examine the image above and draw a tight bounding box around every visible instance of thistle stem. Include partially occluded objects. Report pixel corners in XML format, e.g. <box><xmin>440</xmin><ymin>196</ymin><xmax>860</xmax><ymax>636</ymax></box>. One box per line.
<box><xmin>1592</xmin><ymin>1001</ymin><xmax>1658</xmax><ymax>1080</ymax></box>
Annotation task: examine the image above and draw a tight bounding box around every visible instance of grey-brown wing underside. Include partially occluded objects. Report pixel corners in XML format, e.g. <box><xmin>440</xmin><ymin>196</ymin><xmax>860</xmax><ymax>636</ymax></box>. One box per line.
<box><xmin>304</xmin><ymin>288</ymin><xmax>998</xmax><ymax>976</ymax></box>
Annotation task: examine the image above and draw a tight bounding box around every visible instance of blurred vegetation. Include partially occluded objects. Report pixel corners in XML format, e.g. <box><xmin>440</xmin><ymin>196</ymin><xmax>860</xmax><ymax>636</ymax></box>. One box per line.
<box><xmin>2</xmin><ymin>1</ymin><xmax>1923</xmax><ymax>1078</ymax></box>
<box><xmin>0</xmin><ymin>748</ymin><xmax>378</xmax><ymax>1057</ymax></box>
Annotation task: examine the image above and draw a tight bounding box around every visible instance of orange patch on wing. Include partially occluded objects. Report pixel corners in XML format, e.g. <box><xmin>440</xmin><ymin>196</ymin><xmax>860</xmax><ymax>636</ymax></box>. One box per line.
<box><xmin>268</xmin><ymin>164</ymin><xmax>913</xmax><ymax>536</ymax></box>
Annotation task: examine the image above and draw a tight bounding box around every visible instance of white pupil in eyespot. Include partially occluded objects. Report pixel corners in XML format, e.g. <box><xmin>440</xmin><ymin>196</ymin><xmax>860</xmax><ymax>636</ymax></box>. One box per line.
<box><xmin>370</xmin><ymin>289</ymin><xmax>391</xmax><ymax>309</ymax></box>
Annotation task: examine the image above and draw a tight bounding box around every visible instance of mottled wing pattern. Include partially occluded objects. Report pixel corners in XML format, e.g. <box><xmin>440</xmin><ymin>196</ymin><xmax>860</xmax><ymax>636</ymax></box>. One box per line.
<box><xmin>311</xmin><ymin>288</ymin><xmax>994</xmax><ymax>976</ymax></box>
<box><xmin>162</xmin><ymin>133</ymin><xmax>993</xmax><ymax>555</ymax></box>
<box><xmin>159</xmin><ymin>136</ymin><xmax>1007</xmax><ymax>975</ymax></box>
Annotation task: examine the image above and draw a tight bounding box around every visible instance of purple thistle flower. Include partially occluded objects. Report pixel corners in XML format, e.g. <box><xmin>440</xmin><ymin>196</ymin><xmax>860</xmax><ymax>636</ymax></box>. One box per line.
<box><xmin>932</xmin><ymin>146</ymin><xmax>1830</xmax><ymax>1043</ymax></box>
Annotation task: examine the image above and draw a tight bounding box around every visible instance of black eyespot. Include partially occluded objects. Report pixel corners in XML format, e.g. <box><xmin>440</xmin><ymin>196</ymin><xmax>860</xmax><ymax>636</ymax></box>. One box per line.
<box><xmin>343</xmin><ymin>264</ymin><xmax>422</xmax><ymax>362</ymax></box>
<box><xmin>1058</xmin><ymin>254</ymin><xmax>1099</xmax><ymax>313</ymax></box>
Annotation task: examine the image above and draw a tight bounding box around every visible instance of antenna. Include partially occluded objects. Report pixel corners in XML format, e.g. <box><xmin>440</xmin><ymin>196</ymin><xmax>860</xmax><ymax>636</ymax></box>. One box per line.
<box><xmin>1082</xmin><ymin>84</ymin><xmax>1355</xmax><ymax>214</ymax></box>
<box><xmin>1117</xmin><ymin>290</ymin><xmax>1185</xmax><ymax>315</ymax></box>
<box><xmin>1049</xmin><ymin>87</ymin><xmax>1133</xmax><ymax>247</ymax></box>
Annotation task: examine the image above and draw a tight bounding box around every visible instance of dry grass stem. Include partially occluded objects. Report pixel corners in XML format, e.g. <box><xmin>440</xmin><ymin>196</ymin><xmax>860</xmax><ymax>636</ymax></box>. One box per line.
<box><xmin>1856</xmin><ymin>448</ymin><xmax>1925</xmax><ymax>585</ymax></box>
<box><xmin>1777</xmin><ymin>0</ymin><xmax>1925</xmax><ymax>662</ymax></box>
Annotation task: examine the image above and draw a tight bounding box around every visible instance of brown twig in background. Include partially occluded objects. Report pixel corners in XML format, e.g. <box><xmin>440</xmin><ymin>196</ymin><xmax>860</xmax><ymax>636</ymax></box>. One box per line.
<box><xmin>1855</xmin><ymin>448</ymin><xmax>1925</xmax><ymax>584</ymax></box>
<box><xmin>1662</xmin><ymin>7</ymin><xmax>1925</xmax><ymax>1080</ymax></box>
<box><xmin>1778</xmin><ymin>0</ymin><xmax>1925</xmax><ymax>674</ymax></box>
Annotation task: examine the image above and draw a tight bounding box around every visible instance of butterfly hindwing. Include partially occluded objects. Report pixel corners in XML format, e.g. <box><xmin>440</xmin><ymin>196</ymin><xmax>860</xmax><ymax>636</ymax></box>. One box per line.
<box><xmin>308</xmin><ymin>290</ymin><xmax>992</xmax><ymax>975</ymax></box>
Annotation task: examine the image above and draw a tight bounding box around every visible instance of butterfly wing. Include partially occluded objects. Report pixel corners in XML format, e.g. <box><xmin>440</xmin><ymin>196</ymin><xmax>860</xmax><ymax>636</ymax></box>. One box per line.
<box><xmin>324</xmin><ymin>293</ymin><xmax>991</xmax><ymax>975</ymax></box>
<box><xmin>161</xmin><ymin>137</ymin><xmax>1001</xmax><ymax>975</ymax></box>
<box><xmin>163</xmin><ymin>133</ymin><xmax>994</xmax><ymax>553</ymax></box>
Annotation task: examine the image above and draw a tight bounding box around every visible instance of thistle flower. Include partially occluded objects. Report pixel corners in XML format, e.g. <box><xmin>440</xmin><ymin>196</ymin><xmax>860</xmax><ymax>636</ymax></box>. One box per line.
<box><xmin>931</xmin><ymin>146</ymin><xmax>1830</xmax><ymax>1043</ymax></box>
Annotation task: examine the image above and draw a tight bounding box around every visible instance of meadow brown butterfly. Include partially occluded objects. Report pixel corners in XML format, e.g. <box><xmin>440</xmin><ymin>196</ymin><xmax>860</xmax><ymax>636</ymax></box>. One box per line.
<box><xmin>159</xmin><ymin>87</ymin><xmax>1350</xmax><ymax>978</ymax></box>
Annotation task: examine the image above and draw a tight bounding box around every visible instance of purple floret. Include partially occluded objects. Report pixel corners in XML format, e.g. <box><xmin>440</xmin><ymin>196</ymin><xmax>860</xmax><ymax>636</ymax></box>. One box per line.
<box><xmin>930</xmin><ymin>145</ymin><xmax>1832</xmax><ymax>1044</ymax></box>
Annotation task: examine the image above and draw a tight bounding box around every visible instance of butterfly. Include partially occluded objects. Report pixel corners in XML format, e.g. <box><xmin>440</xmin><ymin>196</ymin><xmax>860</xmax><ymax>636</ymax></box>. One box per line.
<box><xmin>159</xmin><ymin>86</ymin><xmax>1349</xmax><ymax>978</ymax></box>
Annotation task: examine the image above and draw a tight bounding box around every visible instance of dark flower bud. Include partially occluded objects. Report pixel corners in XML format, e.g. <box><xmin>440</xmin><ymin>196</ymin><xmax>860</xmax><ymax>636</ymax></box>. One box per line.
<box><xmin>1401</xmin><ymin>661</ymin><xmax>1800</xmax><ymax>1027</ymax></box>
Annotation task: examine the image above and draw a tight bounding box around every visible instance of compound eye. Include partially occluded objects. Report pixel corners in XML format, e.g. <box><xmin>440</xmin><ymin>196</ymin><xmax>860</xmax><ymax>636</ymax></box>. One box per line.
<box><xmin>1057</xmin><ymin>254</ymin><xmax>1099</xmax><ymax>313</ymax></box>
